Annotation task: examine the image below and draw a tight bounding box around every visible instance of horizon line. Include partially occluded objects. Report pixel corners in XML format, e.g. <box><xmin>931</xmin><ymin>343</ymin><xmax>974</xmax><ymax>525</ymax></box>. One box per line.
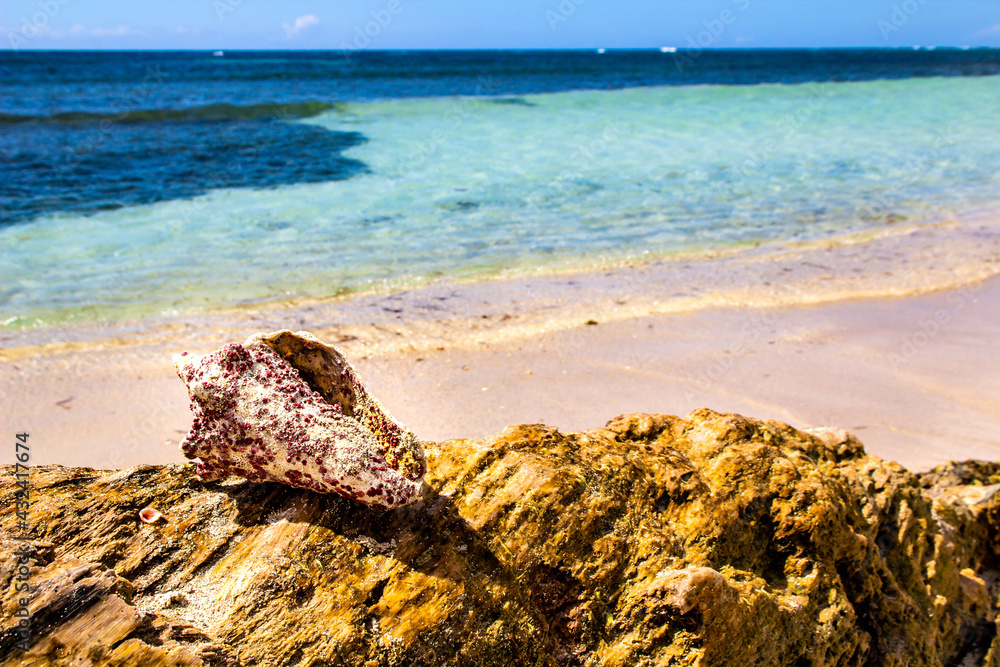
<box><xmin>2</xmin><ymin>45</ymin><xmax>997</xmax><ymax>52</ymax></box>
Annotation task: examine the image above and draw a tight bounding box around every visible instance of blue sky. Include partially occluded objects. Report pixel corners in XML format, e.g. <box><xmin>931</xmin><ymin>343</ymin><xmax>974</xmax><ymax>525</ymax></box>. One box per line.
<box><xmin>2</xmin><ymin>0</ymin><xmax>999</xmax><ymax>50</ymax></box>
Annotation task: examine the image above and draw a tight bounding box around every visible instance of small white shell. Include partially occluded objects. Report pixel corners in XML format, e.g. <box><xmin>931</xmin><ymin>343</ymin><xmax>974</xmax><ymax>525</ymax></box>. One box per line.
<box><xmin>139</xmin><ymin>507</ymin><xmax>163</xmax><ymax>524</ymax></box>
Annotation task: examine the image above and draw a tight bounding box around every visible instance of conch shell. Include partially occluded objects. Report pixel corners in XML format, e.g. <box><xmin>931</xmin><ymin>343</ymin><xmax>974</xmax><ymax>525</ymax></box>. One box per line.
<box><xmin>173</xmin><ymin>331</ymin><xmax>426</xmax><ymax>510</ymax></box>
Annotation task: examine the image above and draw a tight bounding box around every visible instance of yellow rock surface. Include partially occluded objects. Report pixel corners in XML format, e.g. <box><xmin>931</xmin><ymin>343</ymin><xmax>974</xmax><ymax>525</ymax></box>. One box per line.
<box><xmin>2</xmin><ymin>409</ymin><xmax>998</xmax><ymax>665</ymax></box>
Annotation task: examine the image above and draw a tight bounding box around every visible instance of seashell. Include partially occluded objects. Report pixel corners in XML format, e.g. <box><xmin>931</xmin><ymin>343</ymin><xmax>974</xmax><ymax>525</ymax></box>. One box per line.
<box><xmin>139</xmin><ymin>507</ymin><xmax>163</xmax><ymax>523</ymax></box>
<box><xmin>173</xmin><ymin>330</ymin><xmax>426</xmax><ymax>510</ymax></box>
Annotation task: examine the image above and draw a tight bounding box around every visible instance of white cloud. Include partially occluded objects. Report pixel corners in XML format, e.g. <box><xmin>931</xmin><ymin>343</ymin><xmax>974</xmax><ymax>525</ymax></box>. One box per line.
<box><xmin>0</xmin><ymin>22</ymin><xmax>142</xmax><ymax>45</ymax></box>
<box><xmin>283</xmin><ymin>14</ymin><xmax>319</xmax><ymax>38</ymax></box>
<box><xmin>59</xmin><ymin>24</ymin><xmax>143</xmax><ymax>38</ymax></box>
<box><xmin>89</xmin><ymin>25</ymin><xmax>143</xmax><ymax>37</ymax></box>
<box><xmin>979</xmin><ymin>24</ymin><xmax>1000</xmax><ymax>36</ymax></box>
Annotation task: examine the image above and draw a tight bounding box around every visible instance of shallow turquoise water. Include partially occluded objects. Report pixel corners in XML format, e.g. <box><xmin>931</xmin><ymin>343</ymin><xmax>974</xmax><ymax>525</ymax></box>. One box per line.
<box><xmin>3</xmin><ymin>74</ymin><xmax>1000</xmax><ymax>327</ymax></box>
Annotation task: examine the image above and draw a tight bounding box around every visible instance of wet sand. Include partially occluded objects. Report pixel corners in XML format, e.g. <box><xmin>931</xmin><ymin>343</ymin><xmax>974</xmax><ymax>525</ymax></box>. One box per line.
<box><xmin>2</xmin><ymin>214</ymin><xmax>999</xmax><ymax>472</ymax></box>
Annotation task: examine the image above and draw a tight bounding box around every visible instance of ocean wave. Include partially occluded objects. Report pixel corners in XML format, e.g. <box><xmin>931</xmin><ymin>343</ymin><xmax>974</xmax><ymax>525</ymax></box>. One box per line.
<box><xmin>0</xmin><ymin>100</ymin><xmax>341</xmax><ymax>126</ymax></box>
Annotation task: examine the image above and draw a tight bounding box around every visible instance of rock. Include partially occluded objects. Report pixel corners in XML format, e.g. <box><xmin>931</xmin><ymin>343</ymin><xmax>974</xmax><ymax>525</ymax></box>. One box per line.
<box><xmin>173</xmin><ymin>331</ymin><xmax>426</xmax><ymax>510</ymax></box>
<box><xmin>2</xmin><ymin>409</ymin><xmax>999</xmax><ymax>666</ymax></box>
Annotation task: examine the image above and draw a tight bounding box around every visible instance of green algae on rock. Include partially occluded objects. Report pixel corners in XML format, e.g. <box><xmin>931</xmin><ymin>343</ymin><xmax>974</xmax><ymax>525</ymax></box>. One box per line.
<box><xmin>173</xmin><ymin>330</ymin><xmax>426</xmax><ymax>510</ymax></box>
<box><xmin>1</xmin><ymin>409</ymin><xmax>999</xmax><ymax>665</ymax></box>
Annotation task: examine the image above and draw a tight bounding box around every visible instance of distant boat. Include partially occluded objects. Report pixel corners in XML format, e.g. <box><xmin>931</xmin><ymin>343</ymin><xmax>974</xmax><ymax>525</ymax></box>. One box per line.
<box><xmin>213</xmin><ymin>51</ymin><xmax>224</xmax><ymax>56</ymax></box>
<box><xmin>659</xmin><ymin>46</ymin><xmax>677</xmax><ymax>53</ymax></box>
<box><xmin>596</xmin><ymin>48</ymin><xmax>606</xmax><ymax>54</ymax></box>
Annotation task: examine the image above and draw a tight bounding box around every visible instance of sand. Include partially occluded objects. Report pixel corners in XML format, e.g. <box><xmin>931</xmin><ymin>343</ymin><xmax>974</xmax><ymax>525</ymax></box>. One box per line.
<box><xmin>2</xmin><ymin>213</ymin><xmax>999</xmax><ymax>473</ymax></box>
<box><xmin>363</xmin><ymin>278</ymin><xmax>1000</xmax><ymax>472</ymax></box>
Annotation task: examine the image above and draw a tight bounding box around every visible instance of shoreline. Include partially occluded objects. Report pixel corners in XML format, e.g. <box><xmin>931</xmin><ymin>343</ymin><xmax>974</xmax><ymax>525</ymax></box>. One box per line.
<box><xmin>3</xmin><ymin>207</ymin><xmax>999</xmax><ymax>359</ymax></box>
<box><xmin>2</xmin><ymin>277</ymin><xmax>997</xmax><ymax>473</ymax></box>
<box><xmin>2</xmin><ymin>210</ymin><xmax>999</xmax><ymax>473</ymax></box>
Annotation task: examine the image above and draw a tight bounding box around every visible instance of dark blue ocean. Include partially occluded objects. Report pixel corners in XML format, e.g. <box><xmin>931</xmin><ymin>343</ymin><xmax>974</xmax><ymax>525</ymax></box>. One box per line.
<box><xmin>2</xmin><ymin>49</ymin><xmax>999</xmax><ymax>326</ymax></box>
